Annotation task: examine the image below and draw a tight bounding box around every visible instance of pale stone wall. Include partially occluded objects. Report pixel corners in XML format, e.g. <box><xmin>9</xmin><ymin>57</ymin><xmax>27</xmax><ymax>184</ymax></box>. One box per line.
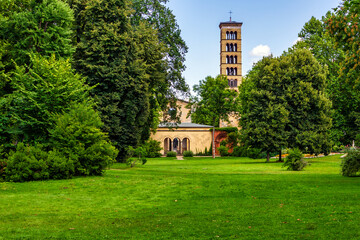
<box><xmin>151</xmin><ymin>127</ymin><xmax>213</xmax><ymax>155</ymax></box>
<box><xmin>219</xmin><ymin>112</ymin><xmax>240</xmax><ymax>128</ymax></box>
<box><xmin>177</xmin><ymin>100</ymin><xmax>191</xmax><ymax>123</ymax></box>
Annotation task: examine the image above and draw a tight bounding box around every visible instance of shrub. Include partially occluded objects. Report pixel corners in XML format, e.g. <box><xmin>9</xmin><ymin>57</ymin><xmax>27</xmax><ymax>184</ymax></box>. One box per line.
<box><xmin>49</xmin><ymin>103</ymin><xmax>118</xmax><ymax>176</ymax></box>
<box><xmin>332</xmin><ymin>145</ymin><xmax>340</xmax><ymax>152</ymax></box>
<box><xmin>247</xmin><ymin>148</ymin><xmax>263</xmax><ymax>159</ymax></box>
<box><xmin>0</xmin><ymin>146</ymin><xmax>7</xmax><ymax>180</ymax></box>
<box><xmin>166</xmin><ymin>151</ymin><xmax>177</xmax><ymax>157</ymax></box>
<box><xmin>143</xmin><ymin>139</ymin><xmax>162</xmax><ymax>158</ymax></box>
<box><xmin>341</xmin><ymin>149</ymin><xmax>360</xmax><ymax>177</ymax></box>
<box><xmin>0</xmin><ymin>160</ymin><xmax>6</xmax><ymax>181</ymax></box>
<box><xmin>217</xmin><ymin>146</ymin><xmax>229</xmax><ymax>156</ymax></box>
<box><xmin>127</xmin><ymin>146</ymin><xmax>147</xmax><ymax>167</ymax></box>
<box><xmin>232</xmin><ymin>146</ymin><xmax>247</xmax><ymax>157</ymax></box>
<box><xmin>227</xmin><ymin>131</ymin><xmax>240</xmax><ymax>148</ymax></box>
<box><xmin>5</xmin><ymin>143</ymin><xmax>49</xmax><ymax>182</ymax></box>
<box><xmin>220</xmin><ymin>140</ymin><xmax>227</xmax><ymax>147</ymax></box>
<box><xmin>183</xmin><ymin>151</ymin><xmax>194</xmax><ymax>157</ymax></box>
<box><xmin>283</xmin><ymin>148</ymin><xmax>308</xmax><ymax>171</ymax></box>
<box><xmin>46</xmin><ymin>150</ymin><xmax>74</xmax><ymax>180</ymax></box>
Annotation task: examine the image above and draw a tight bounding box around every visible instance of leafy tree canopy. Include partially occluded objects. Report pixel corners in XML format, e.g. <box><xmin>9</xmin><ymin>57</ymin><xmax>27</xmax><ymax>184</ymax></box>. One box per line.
<box><xmin>327</xmin><ymin>0</ymin><xmax>360</xmax><ymax>145</ymax></box>
<box><xmin>189</xmin><ymin>75</ymin><xmax>239</xmax><ymax>127</ymax></box>
<box><xmin>240</xmin><ymin>49</ymin><xmax>332</xmax><ymax>159</ymax></box>
<box><xmin>0</xmin><ymin>0</ymin><xmax>74</xmax><ymax>67</ymax></box>
<box><xmin>2</xmin><ymin>54</ymin><xmax>93</xmax><ymax>144</ymax></box>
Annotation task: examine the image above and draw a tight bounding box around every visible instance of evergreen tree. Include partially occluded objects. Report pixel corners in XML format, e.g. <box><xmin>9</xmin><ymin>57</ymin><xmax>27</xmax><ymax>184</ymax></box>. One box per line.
<box><xmin>0</xmin><ymin>0</ymin><xmax>74</xmax><ymax>67</ymax></box>
<box><xmin>72</xmin><ymin>0</ymin><xmax>152</xmax><ymax>161</ymax></box>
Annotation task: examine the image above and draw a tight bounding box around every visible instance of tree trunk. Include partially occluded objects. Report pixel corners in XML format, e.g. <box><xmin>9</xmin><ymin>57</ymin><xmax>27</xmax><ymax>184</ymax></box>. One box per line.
<box><xmin>278</xmin><ymin>149</ymin><xmax>283</xmax><ymax>162</ymax></box>
<box><xmin>266</xmin><ymin>151</ymin><xmax>270</xmax><ymax>163</ymax></box>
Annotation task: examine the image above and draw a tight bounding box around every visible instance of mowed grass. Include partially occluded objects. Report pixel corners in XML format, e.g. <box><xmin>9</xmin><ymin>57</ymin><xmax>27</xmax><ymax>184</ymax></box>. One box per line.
<box><xmin>1</xmin><ymin>155</ymin><xmax>360</xmax><ymax>239</ymax></box>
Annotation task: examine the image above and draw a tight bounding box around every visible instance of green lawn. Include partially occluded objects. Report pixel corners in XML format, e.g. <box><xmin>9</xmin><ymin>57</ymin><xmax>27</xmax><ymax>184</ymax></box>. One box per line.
<box><xmin>1</xmin><ymin>155</ymin><xmax>359</xmax><ymax>239</ymax></box>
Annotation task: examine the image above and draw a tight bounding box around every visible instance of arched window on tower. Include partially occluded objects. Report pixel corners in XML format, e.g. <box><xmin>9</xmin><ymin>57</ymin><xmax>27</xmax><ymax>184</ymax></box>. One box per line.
<box><xmin>230</xmin><ymin>80</ymin><xmax>234</xmax><ymax>87</ymax></box>
<box><xmin>230</xmin><ymin>31</ymin><xmax>234</xmax><ymax>40</ymax></box>
<box><xmin>234</xmin><ymin>56</ymin><xmax>237</xmax><ymax>64</ymax></box>
<box><xmin>226</xmin><ymin>43</ymin><xmax>229</xmax><ymax>52</ymax></box>
<box><xmin>234</xmin><ymin>44</ymin><xmax>237</xmax><ymax>52</ymax></box>
<box><xmin>230</xmin><ymin>68</ymin><xmax>234</xmax><ymax>75</ymax></box>
<box><xmin>226</xmin><ymin>56</ymin><xmax>229</xmax><ymax>64</ymax></box>
<box><xmin>226</xmin><ymin>31</ymin><xmax>229</xmax><ymax>40</ymax></box>
<box><xmin>226</xmin><ymin>67</ymin><xmax>229</xmax><ymax>75</ymax></box>
<box><xmin>234</xmin><ymin>32</ymin><xmax>237</xmax><ymax>40</ymax></box>
<box><xmin>231</xmin><ymin>56</ymin><xmax>235</xmax><ymax>64</ymax></box>
<box><xmin>230</xmin><ymin>44</ymin><xmax>234</xmax><ymax>52</ymax></box>
<box><xmin>234</xmin><ymin>80</ymin><xmax>238</xmax><ymax>87</ymax></box>
<box><xmin>234</xmin><ymin>68</ymin><xmax>237</xmax><ymax>75</ymax></box>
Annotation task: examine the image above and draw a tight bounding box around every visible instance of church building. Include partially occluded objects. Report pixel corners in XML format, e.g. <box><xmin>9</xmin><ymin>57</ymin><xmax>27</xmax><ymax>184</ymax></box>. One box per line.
<box><xmin>151</xmin><ymin>17</ymin><xmax>243</xmax><ymax>156</ymax></box>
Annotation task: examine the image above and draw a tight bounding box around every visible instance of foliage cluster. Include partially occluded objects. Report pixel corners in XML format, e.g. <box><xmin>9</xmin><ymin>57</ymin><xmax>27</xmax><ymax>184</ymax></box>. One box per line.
<box><xmin>341</xmin><ymin>148</ymin><xmax>360</xmax><ymax>177</ymax></box>
<box><xmin>142</xmin><ymin>139</ymin><xmax>162</xmax><ymax>158</ymax></box>
<box><xmin>1</xmin><ymin>0</ymin><xmax>188</xmax><ymax>181</ymax></box>
<box><xmin>239</xmin><ymin>49</ymin><xmax>332</xmax><ymax>162</ymax></box>
<box><xmin>231</xmin><ymin>146</ymin><xmax>274</xmax><ymax>159</ymax></box>
<box><xmin>71</xmin><ymin>0</ymin><xmax>188</xmax><ymax>161</ymax></box>
<box><xmin>214</xmin><ymin>127</ymin><xmax>238</xmax><ymax>133</ymax></box>
<box><xmin>283</xmin><ymin>148</ymin><xmax>308</xmax><ymax>171</ymax></box>
<box><xmin>166</xmin><ymin>151</ymin><xmax>177</xmax><ymax>158</ymax></box>
<box><xmin>294</xmin><ymin>1</ymin><xmax>360</xmax><ymax>147</ymax></box>
<box><xmin>183</xmin><ymin>151</ymin><xmax>194</xmax><ymax>157</ymax></box>
<box><xmin>127</xmin><ymin>146</ymin><xmax>147</xmax><ymax>168</ymax></box>
<box><xmin>195</xmin><ymin>146</ymin><xmax>212</xmax><ymax>156</ymax></box>
<box><xmin>188</xmin><ymin>75</ymin><xmax>239</xmax><ymax>127</ymax></box>
<box><xmin>3</xmin><ymin>103</ymin><xmax>118</xmax><ymax>182</ymax></box>
<box><xmin>217</xmin><ymin>146</ymin><xmax>229</xmax><ymax>157</ymax></box>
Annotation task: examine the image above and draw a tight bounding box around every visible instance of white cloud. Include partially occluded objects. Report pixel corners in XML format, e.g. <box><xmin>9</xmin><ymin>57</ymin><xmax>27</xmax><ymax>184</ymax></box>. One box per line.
<box><xmin>250</xmin><ymin>44</ymin><xmax>271</xmax><ymax>57</ymax></box>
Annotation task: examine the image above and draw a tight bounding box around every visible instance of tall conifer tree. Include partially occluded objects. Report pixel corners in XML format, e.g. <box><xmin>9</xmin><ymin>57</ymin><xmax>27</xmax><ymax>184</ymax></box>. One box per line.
<box><xmin>73</xmin><ymin>0</ymin><xmax>155</xmax><ymax>161</ymax></box>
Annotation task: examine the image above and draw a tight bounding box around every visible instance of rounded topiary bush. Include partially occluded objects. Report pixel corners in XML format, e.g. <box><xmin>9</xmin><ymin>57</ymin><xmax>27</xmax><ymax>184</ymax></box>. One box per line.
<box><xmin>166</xmin><ymin>151</ymin><xmax>177</xmax><ymax>157</ymax></box>
<box><xmin>217</xmin><ymin>146</ymin><xmax>229</xmax><ymax>157</ymax></box>
<box><xmin>183</xmin><ymin>151</ymin><xmax>194</xmax><ymax>157</ymax></box>
<box><xmin>283</xmin><ymin>148</ymin><xmax>308</xmax><ymax>171</ymax></box>
<box><xmin>341</xmin><ymin>149</ymin><xmax>360</xmax><ymax>177</ymax></box>
<box><xmin>5</xmin><ymin>143</ymin><xmax>50</xmax><ymax>182</ymax></box>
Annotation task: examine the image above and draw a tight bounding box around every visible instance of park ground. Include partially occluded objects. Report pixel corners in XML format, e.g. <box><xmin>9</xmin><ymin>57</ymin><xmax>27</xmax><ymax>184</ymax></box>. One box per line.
<box><xmin>1</xmin><ymin>155</ymin><xmax>359</xmax><ymax>239</ymax></box>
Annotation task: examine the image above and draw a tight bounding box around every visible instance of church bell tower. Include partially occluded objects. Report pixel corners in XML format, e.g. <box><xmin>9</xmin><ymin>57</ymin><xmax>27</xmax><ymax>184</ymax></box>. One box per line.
<box><xmin>219</xmin><ymin>15</ymin><xmax>243</xmax><ymax>89</ymax></box>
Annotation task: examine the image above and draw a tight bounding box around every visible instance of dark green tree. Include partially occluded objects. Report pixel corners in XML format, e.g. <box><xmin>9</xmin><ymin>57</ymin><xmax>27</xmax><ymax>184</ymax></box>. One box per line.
<box><xmin>0</xmin><ymin>0</ymin><xmax>75</xmax><ymax>100</ymax></box>
<box><xmin>131</xmin><ymin>0</ymin><xmax>189</xmax><ymax>95</ymax></box>
<box><xmin>239</xmin><ymin>56</ymin><xmax>289</xmax><ymax>162</ymax></box>
<box><xmin>0</xmin><ymin>0</ymin><xmax>74</xmax><ymax>67</ymax></box>
<box><xmin>327</xmin><ymin>0</ymin><xmax>360</xmax><ymax>145</ymax></box>
<box><xmin>189</xmin><ymin>75</ymin><xmax>239</xmax><ymax>127</ymax></box>
<box><xmin>72</xmin><ymin>0</ymin><xmax>154</xmax><ymax>161</ymax></box>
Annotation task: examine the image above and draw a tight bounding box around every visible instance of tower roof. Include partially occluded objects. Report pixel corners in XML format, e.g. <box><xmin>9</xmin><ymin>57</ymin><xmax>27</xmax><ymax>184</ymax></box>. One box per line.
<box><xmin>219</xmin><ymin>21</ymin><xmax>243</xmax><ymax>28</ymax></box>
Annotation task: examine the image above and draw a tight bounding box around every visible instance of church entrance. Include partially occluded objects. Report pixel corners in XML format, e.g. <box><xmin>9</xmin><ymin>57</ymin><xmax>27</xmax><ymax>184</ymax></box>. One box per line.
<box><xmin>163</xmin><ymin>137</ymin><xmax>190</xmax><ymax>155</ymax></box>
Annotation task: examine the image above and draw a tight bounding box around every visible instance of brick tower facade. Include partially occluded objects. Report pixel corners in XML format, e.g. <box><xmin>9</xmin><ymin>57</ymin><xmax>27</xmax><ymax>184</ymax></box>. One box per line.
<box><xmin>219</xmin><ymin>20</ymin><xmax>243</xmax><ymax>89</ymax></box>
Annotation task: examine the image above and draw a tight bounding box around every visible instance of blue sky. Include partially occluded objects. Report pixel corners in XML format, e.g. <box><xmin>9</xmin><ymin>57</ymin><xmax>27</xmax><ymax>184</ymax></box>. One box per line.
<box><xmin>165</xmin><ymin>0</ymin><xmax>342</xmax><ymax>90</ymax></box>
